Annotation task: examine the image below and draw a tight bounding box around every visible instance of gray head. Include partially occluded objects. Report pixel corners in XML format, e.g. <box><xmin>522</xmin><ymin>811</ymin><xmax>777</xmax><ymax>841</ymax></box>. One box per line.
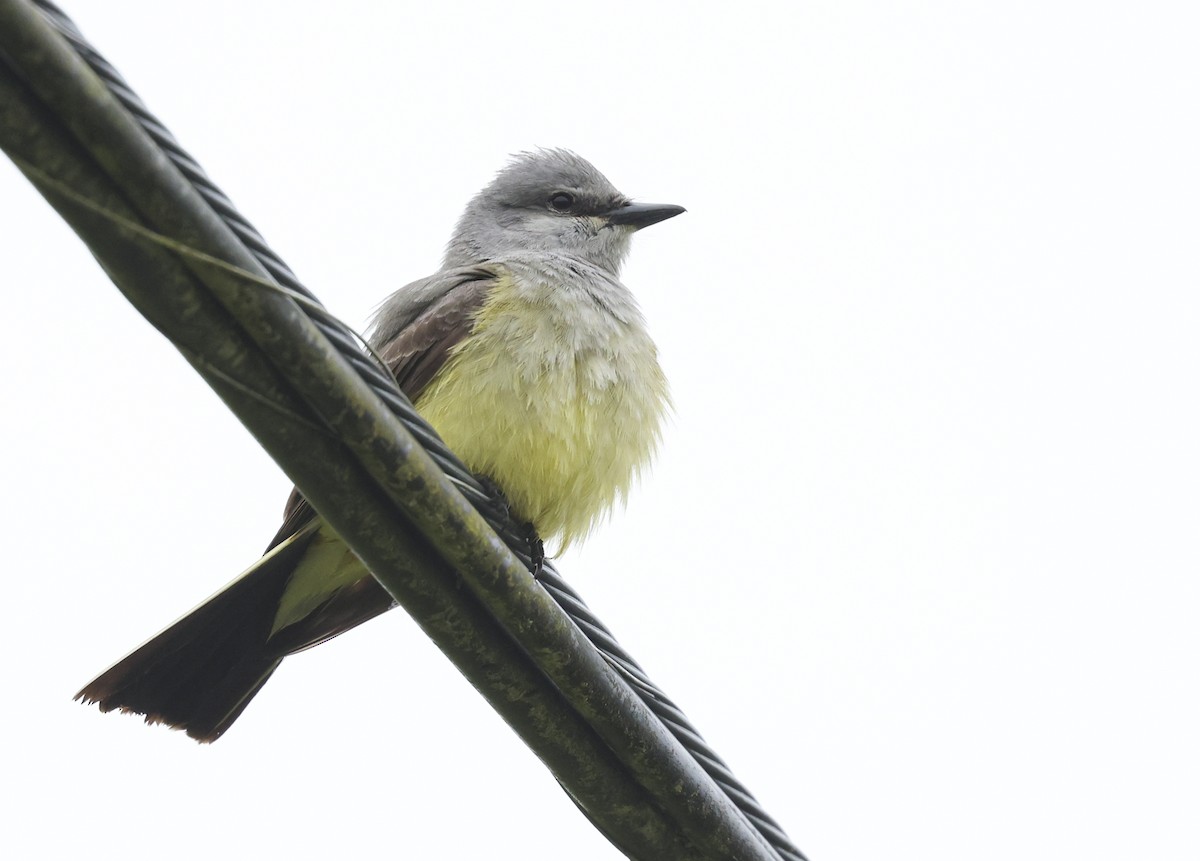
<box><xmin>443</xmin><ymin>149</ymin><xmax>684</xmax><ymax>276</ymax></box>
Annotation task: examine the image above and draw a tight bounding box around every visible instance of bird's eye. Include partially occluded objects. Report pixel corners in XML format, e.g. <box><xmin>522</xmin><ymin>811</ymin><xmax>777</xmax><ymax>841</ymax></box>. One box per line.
<box><xmin>548</xmin><ymin>192</ymin><xmax>575</xmax><ymax>212</ymax></box>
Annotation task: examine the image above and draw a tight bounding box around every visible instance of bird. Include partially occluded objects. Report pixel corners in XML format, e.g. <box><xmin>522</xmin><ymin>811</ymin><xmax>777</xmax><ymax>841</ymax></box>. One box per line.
<box><xmin>75</xmin><ymin>149</ymin><xmax>683</xmax><ymax>742</ymax></box>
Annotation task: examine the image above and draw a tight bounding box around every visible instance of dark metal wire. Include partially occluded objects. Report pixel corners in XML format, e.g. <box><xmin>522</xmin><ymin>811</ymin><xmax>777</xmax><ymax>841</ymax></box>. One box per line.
<box><xmin>30</xmin><ymin>3</ymin><xmax>806</xmax><ymax>859</ymax></box>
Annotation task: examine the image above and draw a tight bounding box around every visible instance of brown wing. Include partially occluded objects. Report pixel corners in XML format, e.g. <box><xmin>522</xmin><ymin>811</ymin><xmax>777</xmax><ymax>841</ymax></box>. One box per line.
<box><xmin>378</xmin><ymin>273</ymin><xmax>492</xmax><ymax>401</ymax></box>
<box><xmin>265</xmin><ymin>270</ymin><xmax>495</xmax><ymax>553</ymax></box>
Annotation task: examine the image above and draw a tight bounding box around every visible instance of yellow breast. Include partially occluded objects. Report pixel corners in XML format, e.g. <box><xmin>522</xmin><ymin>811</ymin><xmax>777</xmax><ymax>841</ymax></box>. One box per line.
<box><xmin>414</xmin><ymin>267</ymin><xmax>669</xmax><ymax>549</ymax></box>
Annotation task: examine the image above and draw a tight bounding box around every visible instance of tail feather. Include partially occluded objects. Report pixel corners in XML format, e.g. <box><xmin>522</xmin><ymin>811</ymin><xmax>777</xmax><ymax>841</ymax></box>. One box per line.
<box><xmin>76</xmin><ymin>526</ymin><xmax>316</xmax><ymax>743</ymax></box>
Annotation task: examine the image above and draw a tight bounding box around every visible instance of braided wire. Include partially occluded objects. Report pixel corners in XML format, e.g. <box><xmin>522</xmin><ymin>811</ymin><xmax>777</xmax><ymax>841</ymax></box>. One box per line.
<box><xmin>30</xmin><ymin>3</ymin><xmax>806</xmax><ymax>858</ymax></box>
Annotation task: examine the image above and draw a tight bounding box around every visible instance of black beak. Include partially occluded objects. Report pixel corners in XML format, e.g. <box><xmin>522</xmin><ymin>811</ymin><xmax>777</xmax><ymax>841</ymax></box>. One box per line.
<box><xmin>604</xmin><ymin>201</ymin><xmax>687</xmax><ymax>230</ymax></box>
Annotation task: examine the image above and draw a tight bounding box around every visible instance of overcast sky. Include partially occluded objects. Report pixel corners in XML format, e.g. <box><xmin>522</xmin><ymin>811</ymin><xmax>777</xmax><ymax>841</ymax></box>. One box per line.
<box><xmin>3</xmin><ymin>2</ymin><xmax>1198</xmax><ymax>860</ymax></box>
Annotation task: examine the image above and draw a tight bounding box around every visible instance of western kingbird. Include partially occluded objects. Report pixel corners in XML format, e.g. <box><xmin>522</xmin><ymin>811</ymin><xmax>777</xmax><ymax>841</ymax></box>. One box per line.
<box><xmin>76</xmin><ymin>150</ymin><xmax>683</xmax><ymax>742</ymax></box>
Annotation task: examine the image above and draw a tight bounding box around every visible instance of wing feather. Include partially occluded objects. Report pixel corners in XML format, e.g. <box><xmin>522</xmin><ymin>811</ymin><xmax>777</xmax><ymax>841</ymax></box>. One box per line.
<box><xmin>377</xmin><ymin>271</ymin><xmax>493</xmax><ymax>401</ymax></box>
<box><xmin>268</xmin><ymin>268</ymin><xmax>495</xmax><ymax>547</ymax></box>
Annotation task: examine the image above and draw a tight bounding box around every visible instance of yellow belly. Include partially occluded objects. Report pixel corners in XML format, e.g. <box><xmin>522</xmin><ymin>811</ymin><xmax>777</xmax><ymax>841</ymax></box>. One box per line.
<box><xmin>414</xmin><ymin>271</ymin><xmax>669</xmax><ymax>548</ymax></box>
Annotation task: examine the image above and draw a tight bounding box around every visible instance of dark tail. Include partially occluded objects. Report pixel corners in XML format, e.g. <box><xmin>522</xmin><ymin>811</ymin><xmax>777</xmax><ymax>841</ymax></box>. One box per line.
<box><xmin>76</xmin><ymin>528</ymin><xmax>317</xmax><ymax>743</ymax></box>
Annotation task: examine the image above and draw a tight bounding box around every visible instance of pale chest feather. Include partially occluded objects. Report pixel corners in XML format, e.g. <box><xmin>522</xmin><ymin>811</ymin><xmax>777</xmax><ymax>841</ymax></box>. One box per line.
<box><xmin>414</xmin><ymin>270</ymin><xmax>669</xmax><ymax>547</ymax></box>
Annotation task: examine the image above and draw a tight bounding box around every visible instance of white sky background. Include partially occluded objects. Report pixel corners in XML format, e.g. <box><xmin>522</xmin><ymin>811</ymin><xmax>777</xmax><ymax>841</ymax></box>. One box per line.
<box><xmin>2</xmin><ymin>1</ymin><xmax>1198</xmax><ymax>859</ymax></box>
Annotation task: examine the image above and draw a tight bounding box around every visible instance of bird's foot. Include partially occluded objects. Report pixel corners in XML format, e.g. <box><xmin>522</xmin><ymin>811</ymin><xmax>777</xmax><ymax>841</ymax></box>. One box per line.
<box><xmin>523</xmin><ymin>523</ymin><xmax>545</xmax><ymax>580</ymax></box>
<box><xmin>474</xmin><ymin>474</ymin><xmax>544</xmax><ymax>577</ymax></box>
<box><xmin>474</xmin><ymin>475</ymin><xmax>512</xmax><ymax>523</ymax></box>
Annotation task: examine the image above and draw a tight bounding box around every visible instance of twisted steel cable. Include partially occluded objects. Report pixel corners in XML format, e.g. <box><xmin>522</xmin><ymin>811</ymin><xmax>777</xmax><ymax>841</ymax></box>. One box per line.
<box><xmin>28</xmin><ymin>3</ymin><xmax>806</xmax><ymax>859</ymax></box>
